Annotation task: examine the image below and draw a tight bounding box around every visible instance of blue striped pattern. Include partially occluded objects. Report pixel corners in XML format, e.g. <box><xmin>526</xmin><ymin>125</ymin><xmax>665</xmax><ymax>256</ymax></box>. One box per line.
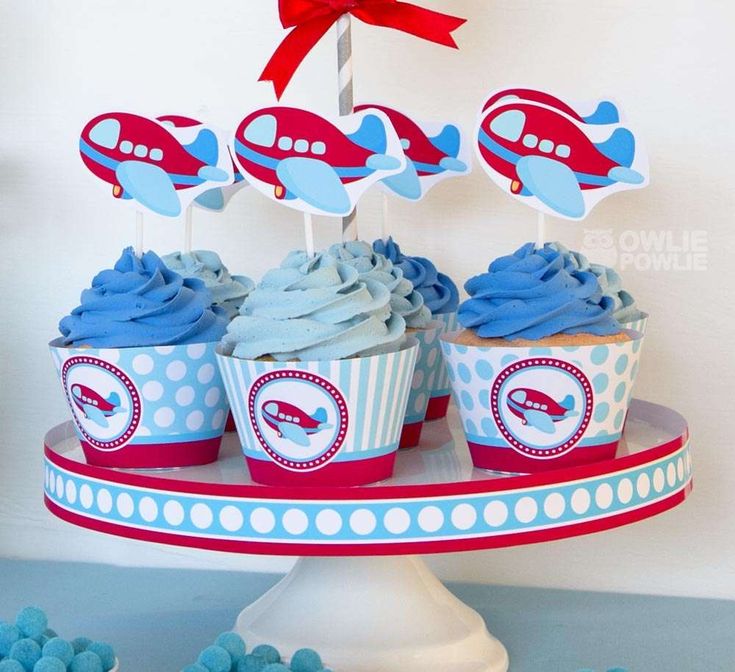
<box><xmin>431</xmin><ymin>312</ymin><xmax>458</xmax><ymax>399</ymax></box>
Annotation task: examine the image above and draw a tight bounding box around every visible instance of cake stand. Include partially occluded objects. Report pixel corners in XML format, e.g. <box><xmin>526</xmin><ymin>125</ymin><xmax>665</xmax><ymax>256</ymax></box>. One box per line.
<box><xmin>43</xmin><ymin>399</ymin><xmax>692</xmax><ymax>672</ymax></box>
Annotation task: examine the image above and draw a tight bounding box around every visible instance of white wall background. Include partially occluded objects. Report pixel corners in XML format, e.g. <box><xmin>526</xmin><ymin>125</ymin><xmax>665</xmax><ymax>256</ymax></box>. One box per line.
<box><xmin>1</xmin><ymin>0</ymin><xmax>732</xmax><ymax>599</ymax></box>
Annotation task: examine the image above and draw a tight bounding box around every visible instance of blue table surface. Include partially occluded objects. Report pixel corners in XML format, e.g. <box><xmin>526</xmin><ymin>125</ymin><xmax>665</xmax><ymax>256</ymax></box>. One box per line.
<box><xmin>0</xmin><ymin>559</ymin><xmax>732</xmax><ymax>672</ymax></box>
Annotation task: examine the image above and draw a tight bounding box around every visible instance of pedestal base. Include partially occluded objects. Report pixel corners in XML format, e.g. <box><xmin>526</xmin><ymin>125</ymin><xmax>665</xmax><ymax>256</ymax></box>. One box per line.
<box><xmin>234</xmin><ymin>556</ymin><xmax>509</xmax><ymax>672</ymax></box>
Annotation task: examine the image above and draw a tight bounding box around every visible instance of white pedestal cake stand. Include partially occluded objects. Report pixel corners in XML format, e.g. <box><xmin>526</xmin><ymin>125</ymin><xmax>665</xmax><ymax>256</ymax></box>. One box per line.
<box><xmin>43</xmin><ymin>400</ymin><xmax>692</xmax><ymax>672</ymax></box>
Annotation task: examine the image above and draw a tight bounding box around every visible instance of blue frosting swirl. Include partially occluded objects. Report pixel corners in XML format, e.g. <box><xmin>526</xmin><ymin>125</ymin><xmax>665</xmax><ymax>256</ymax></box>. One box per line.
<box><xmin>59</xmin><ymin>247</ymin><xmax>228</xmax><ymax>348</ymax></box>
<box><xmin>373</xmin><ymin>237</ymin><xmax>459</xmax><ymax>315</ymax></box>
<box><xmin>458</xmin><ymin>242</ymin><xmax>622</xmax><ymax>340</ymax></box>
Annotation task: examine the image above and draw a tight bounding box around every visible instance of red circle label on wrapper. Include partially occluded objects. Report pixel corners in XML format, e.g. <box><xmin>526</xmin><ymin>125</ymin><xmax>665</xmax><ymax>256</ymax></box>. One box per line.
<box><xmin>491</xmin><ymin>358</ymin><xmax>593</xmax><ymax>459</ymax></box>
<box><xmin>62</xmin><ymin>356</ymin><xmax>142</xmax><ymax>451</ymax></box>
<box><xmin>248</xmin><ymin>371</ymin><xmax>349</xmax><ymax>472</ymax></box>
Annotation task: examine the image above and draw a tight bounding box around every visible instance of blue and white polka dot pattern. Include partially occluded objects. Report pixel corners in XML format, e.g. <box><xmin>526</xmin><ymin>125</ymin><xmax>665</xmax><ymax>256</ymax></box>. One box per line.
<box><xmin>430</xmin><ymin>312</ymin><xmax>458</xmax><ymax>399</ymax></box>
<box><xmin>43</xmin><ymin>440</ymin><xmax>691</xmax><ymax>546</ymax></box>
<box><xmin>441</xmin><ymin>335</ymin><xmax>644</xmax><ymax>452</ymax></box>
<box><xmin>405</xmin><ymin>324</ymin><xmax>443</xmax><ymax>425</ymax></box>
<box><xmin>50</xmin><ymin>341</ymin><xmax>229</xmax><ymax>446</ymax></box>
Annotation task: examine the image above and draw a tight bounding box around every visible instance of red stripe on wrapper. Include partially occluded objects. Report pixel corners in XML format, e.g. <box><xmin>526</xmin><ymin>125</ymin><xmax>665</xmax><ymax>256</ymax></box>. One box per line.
<box><xmin>399</xmin><ymin>421</ymin><xmax>424</xmax><ymax>449</ymax></box>
<box><xmin>468</xmin><ymin>440</ymin><xmax>620</xmax><ymax>474</ymax></box>
<box><xmin>246</xmin><ymin>452</ymin><xmax>397</xmax><ymax>487</ymax></box>
<box><xmin>81</xmin><ymin>437</ymin><xmax>222</xmax><ymax>469</ymax></box>
<box><xmin>425</xmin><ymin>395</ymin><xmax>450</xmax><ymax>421</ymax></box>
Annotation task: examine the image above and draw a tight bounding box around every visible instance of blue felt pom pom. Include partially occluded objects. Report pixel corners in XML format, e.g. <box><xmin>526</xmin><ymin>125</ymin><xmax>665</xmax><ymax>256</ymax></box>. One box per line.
<box><xmin>69</xmin><ymin>651</ymin><xmax>103</xmax><ymax>672</ymax></box>
<box><xmin>32</xmin><ymin>658</ymin><xmax>66</xmax><ymax>672</ymax></box>
<box><xmin>0</xmin><ymin>624</ymin><xmax>21</xmax><ymax>657</ymax></box>
<box><xmin>214</xmin><ymin>633</ymin><xmax>246</xmax><ymax>662</ymax></box>
<box><xmin>9</xmin><ymin>639</ymin><xmax>42</xmax><ymax>672</ymax></box>
<box><xmin>290</xmin><ymin>648</ymin><xmax>322</xmax><ymax>672</ymax></box>
<box><xmin>250</xmin><ymin>646</ymin><xmax>279</xmax><ymax>665</ymax></box>
<box><xmin>181</xmin><ymin>665</ymin><xmax>208</xmax><ymax>672</ymax></box>
<box><xmin>71</xmin><ymin>639</ymin><xmax>92</xmax><ymax>655</ymax></box>
<box><xmin>0</xmin><ymin>660</ymin><xmax>25</xmax><ymax>672</ymax></box>
<box><xmin>41</xmin><ymin>639</ymin><xmax>74</xmax><ymax>667</ymax></box>
<box><xmin>261</xmin><ymin>665</ymin><xmax>288</xmax><ymax>672</ymax></box>
<box><xmin>236</xmin><ymin>655</ymin><xmax>266</xmax><ymax>672</ymax></box>
<box><xmin>87</xmin><ymin>642</ymin><xmax>115</xmax><ymax>671</ymax></box>
<box><xmin>197</xmin><ymin>645</ymin><xmax>231</xmax><ymax>672</ymax></box>
<box><xmin>14</xmin><ymin>610</ymin><xmax>47</xmax><ymax>641</ymax></box>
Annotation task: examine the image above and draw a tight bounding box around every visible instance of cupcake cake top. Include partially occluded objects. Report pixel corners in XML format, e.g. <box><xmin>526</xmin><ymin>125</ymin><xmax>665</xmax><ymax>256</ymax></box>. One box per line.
<box><xmin>458</xmin><ymin>242</ymin><xmax>622</xmax><ymax>341</ymax></box>
<box><xmin>373</xmin><ymin>237</ymin><xmax>459</xmax><ymax>316</ymax></box>
<box><xmin>551</xmin><ymin>243</ymin><xmax>643</xmax><ymax>324</ymax></box>
<box><xmin>59</xmin><ymin>247</ymin><xmax>228</xmax><ymax>348</ymax></box>
<box><xmin>222</xmin><ymin>250</ymin><xmax>406</xmax><ymax>361</ymax></box>
<box><xmin>162</xmin><ymin>250</ymin><xmax>254</xmax><ymax>321</ymax></box>
<box><xmin>328</xmin><ymin>241</ymin><xmax>432</xmax><ymax>328</ymax></box>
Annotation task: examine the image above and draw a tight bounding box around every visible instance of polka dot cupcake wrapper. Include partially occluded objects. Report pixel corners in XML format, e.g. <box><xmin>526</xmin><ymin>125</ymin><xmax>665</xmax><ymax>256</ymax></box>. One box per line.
<box><xmin>440</xmin><ymin>334</ymin><xmax>645</xmax><ymax>465</ymax></box>
<box><xmin>405</xmin><ymin>324</ymin><xmax>444</xmax><ymax>425</ymax></box>
<box><xmin>429</xmin><ymin>311</ymin><xmax>458</xmax><ymax>399</ymax></box>
<box><xmin>50</xmin><ymin>340</ymin><xmax>229</xmax><ymax>466</ymax></box>
<box><xmin>217</xmin><ymin>339</ymin><xmax>419</xmax><ymax>474</ymax></box>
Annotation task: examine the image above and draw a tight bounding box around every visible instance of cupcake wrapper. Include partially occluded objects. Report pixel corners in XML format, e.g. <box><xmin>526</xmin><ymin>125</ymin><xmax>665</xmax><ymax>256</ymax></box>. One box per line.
<box><xmin>400</xmin><ymin>322</ymin><xmax>443</xmax><ymax>449</ymax></box>
<box><xmin>426</xmin><ymin>311</ymin><xmax>458</xmax><ymax>421</ymax></box>
<box><xmin>441</xmin><ymin>330</ymin><xmax>644</xmax><ymax>474</ymax></box>
<box><xmin>49</xmin><ymin>339</ymin><xmax>229</xmax><ymax>469</ymax></box>
<box><xmin>216</xmin><ymin>338</ymin><xmax>419</xmax><ymax>487</ymax></box>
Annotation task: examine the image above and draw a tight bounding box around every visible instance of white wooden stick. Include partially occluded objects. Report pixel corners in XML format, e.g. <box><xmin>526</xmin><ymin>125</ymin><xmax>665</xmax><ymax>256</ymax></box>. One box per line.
<box><xmin>304</xmin><ymin>212</ymin><xmax>315</xmax><ymax>259</ymax></box>
<box><xmin>184</xmin><ymin>206</ymin><xmax>193</xmax><ymax>255</ymax></box>
<box><xmin>337</xmin><ymin>14</ymin><xmax>358</xmax><ymax>242</ymax></box>
<box><xmin>381</xmin><ymin>193</ymin><xmax>390</xmax><ymax>243</ymax></box>
<box><xmin>135</xmin><ymin>211</ymin><xmax>144</xmax><ymax>257</ymax></box>
<box><xmin>536</xmin><ymin>211</ymin><xmax>546</xmax><ymax>250</ymax></box>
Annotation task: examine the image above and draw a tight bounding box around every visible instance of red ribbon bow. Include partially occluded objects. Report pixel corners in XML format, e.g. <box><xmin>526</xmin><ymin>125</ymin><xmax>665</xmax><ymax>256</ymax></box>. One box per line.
<box><xmin>260</xmin><ymin>0</ymin><xmax>466</xmax><ymax>99</ymax></box>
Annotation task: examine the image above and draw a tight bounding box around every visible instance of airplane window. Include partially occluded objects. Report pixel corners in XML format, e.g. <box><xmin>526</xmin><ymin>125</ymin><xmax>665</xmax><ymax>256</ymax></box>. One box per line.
<box><xmin>119</xmin><ymin>141</ymin><xmax>134</xmax><ymax>154</ymax></box>
<box><xmin>522</xmin><ymin>134</ymin><xmax>538</xmax><ymax>148</ymax></box>
<box><xmin>489</xmin><ymin>110</ymin><xmax>526</xmax><ymax>142</ymax></box>
<box><xmin>401</xmin><ymin>138</ymin><xmax>411</xmax><ymax>150</ymax></box>
<box><xmin>294</xmin><ymin>139</ymin><xmax>309</xmax><ymax>153</ymax></box>
<box><xmin>556</xmin><ymin>144</ymin><xmax>571</xmax><ymax>158</ymax></box>
<box><xmin>538</xmin><ymin>139</ymin><xmax>554</xmax><ymax>154</ymax></box>
<box><xmin>149</xmin><ymin>148</ymin><xmax>164</xmax><ymax>161</ymax></box>
<box><xmin>134</xmin><ymin>144</ymin><xmax>148</xmax><ymax>158</ymax></box>
<box><xmin>278</xmin><ymin>136</ymin><xmax>293</xmax><ymax>151</ymax></box>
<box><xmin>311</xmin><ymin>141</ymin><xmax>326</xmax><ymax>155</ymax></box>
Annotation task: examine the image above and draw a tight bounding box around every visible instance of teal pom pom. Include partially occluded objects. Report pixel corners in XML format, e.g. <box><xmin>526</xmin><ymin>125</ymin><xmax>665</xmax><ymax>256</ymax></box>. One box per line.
<box><xmin>0</xmin><ymin>624</ymin><xmax>21</xmax><ymax>657</ymax></box>
<box><xmin>15</xmin><ymin>610</ymin><xmax>47</xmax><ymax>640</ymax></box>
<box><xmin>250</xmin><ymin>646</ymin><xmax>279</xmax><ymax>665</ymax></box>
<box><xmin>32</xmin><ymin>659</ymin><xmax>66</xmax><ymax>672</ymax></box>
<box><xmin>0</xmin><ymin>660</ymin><xmax>25</xmax><ymax>672</ymax></box>
<box><xmin>41</xmin><ymin>639</ymin><xmax>74</xmax><ymax>667</ymax></box>
<box><xmin>197</xmin><ymin>645</ymin><xmax>231</xmax><ymax>672</ymax></box>
<box><xmin>236</xmin><ymin>655</ymin><xmax>266</xmax><ymax>672</ymax></box>
<box><xmin>71</xmin><ymin>639</ymin><xmax>92</xmax><ymax>655</ymax></box>
<box><xmin>290</xmin><ymin>648</ymin><xmax>322</xmax><ymax>672</ymax></box>
<box><xmin>261</xmin><ymin>665</ymin><xmax>288</xmax><ymax>672</ymax></box>
<box><xmin>69</xmin><ymin>651</ymin><xmax>103</xmax><ymax>672</ymax></box>
<box><xmin>9</xmin><ymin>639</ymin><xmax>42</xmax><ymax>671</ymax></box>
<box><xmin>181</xmin><ymin>666</ymin><xmax>208</xmax><ymax>672</ymax></box>
<box><xmin>87</xmin><ymin>643</ymin><xmax>115</xmax><ymax>671</ymax></box>
<box><xmin>214</xmin><ymin>633</ymin><xmax>246</xmax><ymax>662</ymax></box>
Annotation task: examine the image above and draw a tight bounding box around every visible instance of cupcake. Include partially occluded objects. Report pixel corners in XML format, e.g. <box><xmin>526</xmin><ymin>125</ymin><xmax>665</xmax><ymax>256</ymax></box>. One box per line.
<box><xmin>162</xmin><ymin>250</ymin><xmax>254</xmax><ymax>433</ymax></box>
<box><xmin>49</xmin><ymin>247</ymin><xmax>230</xmax><ymax>469</ymax></box>
<box><xmin>330</xmin><ymin>241</ymin><xmax>438</xmax><ymax>448</ymax></box>
<box><xmin>217</xmin><ymin>250</ymin><xmax>418</xmax><ymax>487</ymax></box>
<box><xmin>161</xmin><ymin>250</ymin><xmax>254</xmax><ymax>321</ymax></box>
<box><xmin>374</xmin><ymin>236</ymin><xmax>460</xmax><ymax>422</ymax></box>
<box><xmin>441</xmin><ymin>243</ymin><xmax>644</xmax><ymax>474</ymax></box>
<box><xmin>552</xmin><ymin>242</ymin><xmax>648</xmax><ymax>334</ymax></box>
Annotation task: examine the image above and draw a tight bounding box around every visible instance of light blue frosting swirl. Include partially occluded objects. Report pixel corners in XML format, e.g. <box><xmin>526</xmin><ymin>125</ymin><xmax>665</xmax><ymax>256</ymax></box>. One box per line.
<box><xmin>458</xmin><ymin>242</ymin><xmax>622</xmax><ymax>340</ymax></box>
<box><xmin>373</xmin><ymin>237</ymin><xmax>459</xmax><ymax>315</ymax></box>
<box><xmin>162</xmin><ymin>250</ymin><xmax>254</xmax><ymax>321</ymax></box>
<box><xmin>222</xmin><ymin>251</ymin><xmax>406</xmax><ymax>361</ymax></box>
<box><xmin>328</xmin><ymin>241</ymin><xmax>432</xmax><ymax>328</ymax></box>
<box><xmin>550</xmin><ymin>242</ymin><xmax>643</xmax><ymax>323</ymax></box>
<box><xmin>59</xmin><ymin>247</ymin><xmax>228</xmax><ymax>348</ymax></box>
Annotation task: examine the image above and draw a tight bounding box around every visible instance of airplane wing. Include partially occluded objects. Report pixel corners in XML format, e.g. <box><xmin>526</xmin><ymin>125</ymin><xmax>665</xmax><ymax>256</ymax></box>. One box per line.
<box><xmin>382</xmin><ymin>161</ymin><xmax>422</xmax><ymax>200</ymax></box>
<box><xmin>276</xmin><ymin>157</ymin><xmax>351</xmax><ymax>215</ymax></box>
<box><xmin>83</xmin><ymin>404</ymin><xmax>110</xmax><ymax>429</ymax></box>
<box><xmin>116</xmin><ymin>160</ymin><xmax>182</xmax><ymax>217</ymax></box>
<box><xmin>278</xmin><ymin>421</ymin><xmax>311</xmax><ymax>447</ymax></box>
<box><xmin>516</xmin><ymin>156</ymin><xmax>585</xmax><ymax>219</ymax></box>
<box><xmin>523</xmin><ymin>409</ymin><xmax>556</xmax><ymax>435</ymax></box>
